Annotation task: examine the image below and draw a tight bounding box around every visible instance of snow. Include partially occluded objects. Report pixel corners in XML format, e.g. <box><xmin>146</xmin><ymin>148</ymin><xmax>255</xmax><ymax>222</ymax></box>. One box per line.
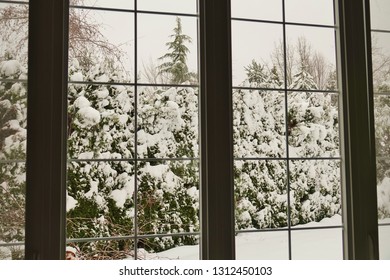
<box><xmin>77</xmin><ymin>107</ymin><xmax>101</xmax><ymax>127</ymax></box>
<box><xmin>137</xmin><ymin>216</ymin><xmax>390</xmax><ymax>260</ymax></box>
<box><xmin>70</xmin><ymin>71</ymin><xmax>84</xmax><ymax>82</ymax></box>
<box><xmin>110</xmin><ymin>175</ymin><xmax>135</xmax><ymax>208</ymax></box>
<box><xmin>378</xmin><ymin>177</ymin><xmax>390</xmax><ymax>216</ymax></box>
<box><xmin>0</xmin><ymin>246</ymin><xmax>12</xmax><ymax>260</ymax></box>
<box><xmin>74</xmin><ymin>96</ymin><xmax>91</xmax><ymax>108</ymax></box>
<box><xmin>0</xmin><ymin>60</ymin><xmax>21</xmax><ymax>77</ymax></box>
<box><xmin>66</xmin><ymin>192</ymin><xmax>78</xmax><ymax>212</ymax></box>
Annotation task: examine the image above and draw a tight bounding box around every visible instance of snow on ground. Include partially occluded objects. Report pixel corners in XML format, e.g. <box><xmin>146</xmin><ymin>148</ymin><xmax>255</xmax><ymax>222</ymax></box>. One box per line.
<box><xmin>135</xmin><ymin>215</ymin><xmax>390</xmax><ymax>260</ymax></box>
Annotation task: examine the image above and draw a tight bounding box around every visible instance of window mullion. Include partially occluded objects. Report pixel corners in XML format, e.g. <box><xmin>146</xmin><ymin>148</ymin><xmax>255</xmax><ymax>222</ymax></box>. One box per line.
<box><xmin>26</xmin><ymin>0</ymin><xmax>69</xmax><ymax>260</ymax></box>
<box><xmin>199</xmin><ymin>0</ymin><xmax>235</xmax><ymax>260</ymax></box>
<box><xmin>337</xmin><ymin>0</ymin><xmax>379</xmax><ymax>259</ymax></box>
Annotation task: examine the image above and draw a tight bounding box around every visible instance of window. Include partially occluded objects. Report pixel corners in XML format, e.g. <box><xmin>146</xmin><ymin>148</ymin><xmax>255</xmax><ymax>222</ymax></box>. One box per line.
<box><xmin>66</xmin><ymin>0</ymin><xmax>200</xmax><ymax>259</ymax></box>
<box><xmin>0</xmin><ymin>0</ymin><xmax>384</xmax><ymax>260</ymax></box>
<box><xmin>0</xmin><ymin>0</ymin><xmax>29</xmax><ymax>260</ymax></box>
<box><xmin>231</xmin><ymin>0</ymin><xmax>342</xmax><ymax>260</ymax></box>
<box><xmin>370</xmin><ymin>0</ymin><xmax>390</xmax><ymax>260</ymax></box>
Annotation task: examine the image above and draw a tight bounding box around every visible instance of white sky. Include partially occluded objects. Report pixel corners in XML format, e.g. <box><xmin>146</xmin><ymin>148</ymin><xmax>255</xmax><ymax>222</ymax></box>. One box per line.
<box><xmin>4</xmin><ymin>0</ymin><xmax>390</xmax><ymax>85</ymax></box>
<box><xmin>76</xmin><ymin>0</ymin><xmax>340</xmax><ymax>85</ymax></box>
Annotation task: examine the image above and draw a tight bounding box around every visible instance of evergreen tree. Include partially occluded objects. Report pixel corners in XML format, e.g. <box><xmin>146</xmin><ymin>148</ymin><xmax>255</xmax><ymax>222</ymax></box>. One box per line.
<box><xmin>244</xmin><ymin>60</ymin><xmax>268</xmax><ymax>87</ymax></box>
<box><xmin>158</xmin><ymin>17</ymin><xmax>195</xmax><ymax>84</ymax></box>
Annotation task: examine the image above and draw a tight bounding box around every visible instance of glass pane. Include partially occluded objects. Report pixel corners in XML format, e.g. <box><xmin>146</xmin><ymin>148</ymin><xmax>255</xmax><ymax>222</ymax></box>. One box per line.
<box><xmin>286</xmin><ymin>26</ymin><xmax>337</xmax><ymax>90</ymax></box>
<box><xmin>371</xmin><ymin>0</ymin><xmax>390</xmax><ymax>30</ymax></box>
<box><xmin>236</xmin><ymin>231</ymin><xmax>288</xmax><ymax>260</ymax></box>
<box><xmin>137</xmin><ymin>86</ymin><xmax>199</xmax><ymax>159</ymax></box>
<box><xmin>67</xmin><ymin>161</ymin><xmax>135</xmax><ymax>239</ymax></box>
<box><xmin>0</xmin><ymin>81</ymin><xmax>27</xmax><ymax>161</ymax></box>
<box><xmin>374</xmin><ymin>96</ymin><xmax>390</xmax><ymax>158</ymax></box>
<box><xmin>68</xmin><ymin>8</ymin><xmax>134</xmax><ymax>83</ymax></box>
<box><xmin>231</xmin><ymin>0</ymin><xmax>282</xmax><ymax>22</ymax></box>
<box><xmin>377</xmin><ymin>167</ymin><xmax>390</xmax><ymax>223</ymax></box>
<box><xmin>137</xmin><ymin>14</ymin><xmax>198</xmax><ymax>85</ymax></box>
<box><xmin>233</xmin><ymin>90</ymin><xmax>286</xmax><ymax>158</ymax></box>
<box><xmin>291</xmin><ymin>228</ymin><xmax>343</xmax><ymax>259</ymax></box>
<box><xmin>137</xmin><ymin>160</ymin><xmax>199</xmax><ymax>236</ymax></box>
<box><xmin>0</xmin><ymin>162</ymin><xmax>25</xmax><ymax>260</ymax></box>
<box><xmin>138</xmin><ymin>0</ymin><xmax>196</xmax><ymax>14</ymax></box>
<box><xmin>379</xmin><ymin>225</ymin><xmax>390</xmax><ymax>259</ymax></box>
<box><xmin>371</xmin><ymin>33</ymin><xmax>390</xmax><ymax>92</ymax></box>
<box><xmin>289</xmin><ymin>160</ymin><xmax>341</xmax><ymax>227</ymax></box>
<box><xmin>232</xmin><ymin>21</ymin><xmax>283</xmax><ymax>88</ymax></box>
<box><xmin>70</xmin><ymin>0</ymin><xmax>134</xmax><ymax>10</ymax></box>
<box><xmin>288</xmin><ymin>92</ymin><xmax>339</xmax><ymax>158</ymax></box>
<box><xmin>234</xmin><ymin>160</ymin><xmax>287</xmax><ymax>229</ymax></box>
<box><xmin>0</xmin><ymin>244</ymin><xmax>24</xmax><ymax>260</ymax></box>
<box><xmin>67</xmin><ymin>84</ymin><xmax>135</xmax><ymax>160</ymax></box>
<box><xmin>285</xmin><ymin>0</ymin><xmax>334</xmax><ymax>26</ymax></box>
<box><xmin>67</xmin><ymin>239</ymin><xmax>135</xmax><ymax>260</ymax></box>
<box><xmin>136</xmin><ymin>235</ymin><xmax>199</xmax><ymax>260</ymax></box>
<box><xmin>0</xmin><ymin>3</ymin><xmax>29</xmax><ymax>63</ymax></box>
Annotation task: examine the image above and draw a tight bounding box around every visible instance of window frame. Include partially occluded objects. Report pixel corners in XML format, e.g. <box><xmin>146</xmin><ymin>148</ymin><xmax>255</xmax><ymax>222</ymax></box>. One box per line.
<box><xmin>24</xmin><ymin>0</ymin><xmax>379</xmax><ymax>260</ymax></box>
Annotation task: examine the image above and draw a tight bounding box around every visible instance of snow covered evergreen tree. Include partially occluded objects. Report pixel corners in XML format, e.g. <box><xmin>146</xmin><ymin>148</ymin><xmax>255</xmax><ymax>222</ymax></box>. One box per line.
<box><xmin>158</xmin><ymin>17</ymin><xmax>196</xmax><ymax>84</ymax></box>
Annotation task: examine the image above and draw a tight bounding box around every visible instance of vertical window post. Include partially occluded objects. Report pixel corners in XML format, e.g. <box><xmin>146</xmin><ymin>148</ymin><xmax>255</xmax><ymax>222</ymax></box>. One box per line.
<box><xmin>337</xmin><ymin>0</ymin><xmax>379</xmax><ymax>259</ymax></box>
<box><xmin>199</xmin><ymin>0</ymin><xmax>235</xmax><ymax>259</ymax></box>
<box><xmin>26</xmin><ymin>0</ymin><xmax>69</xmax><ymax>259</ymax></box>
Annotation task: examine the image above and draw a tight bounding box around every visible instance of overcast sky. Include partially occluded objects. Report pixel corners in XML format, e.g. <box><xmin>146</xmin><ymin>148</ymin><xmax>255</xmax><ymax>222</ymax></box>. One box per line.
<box><xmin>3</xmin><ymin>0</ymin><xmax>389</xmax><ymax>85</ymax></box>
<box><xmin>73</xmin><ymin>0</ymin><xmax>340</xmax><ymax>85</ymax></box>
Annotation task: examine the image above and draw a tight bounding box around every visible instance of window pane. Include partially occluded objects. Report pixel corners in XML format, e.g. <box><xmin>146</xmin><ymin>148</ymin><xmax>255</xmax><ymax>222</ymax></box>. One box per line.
<box><xmin>370</xmin><ymin>0</ymin><xmax>390</xmax><ymax>30</ymax></box>
<box><xmin>379</xmin><ymin>225</ymin><xmax>390</xmax><ymax>259</ymax></box>
<box><xmin>291</xmin><ymin>228</ymin><xmax>343</xmax><ymax>259</ymax></box>
<box><xmin>232</xmin><ymin>21</ymin><xmax>283</xmax><ymax>88</ymax></box>
<box><xmin>67</xmin><ymin>84</ymin><xmax>135</xmax><ymax>160</ymax></box>
<box><xmin>289</xmin><ymin>160</ymin><xmax>341</xmax><ymax>228</ymax></box>
<box><xmin>288</xmin><ymin>92</ymin><xmax>339</xmax><ymax>158</ymax></box>
<box><xmin>235</xmin><ymin>160</ymin><xmax>287</xmax><ymax>230</ymax></box>
<box><xmin>371</xmin><ymin>33</ymin><xmax>390</xmax><ymax>92</ymax></box>
<box><xmin>68</xmin><ymin>8</ymin><xmax>134</xmax><ymax>83</ymax></box>
<box><xmin>137</xmin><ymin>14</ymin><xmax>198</xmax><ymax>85</ymax></box>
<box><xmin>67</xmin><ymin>239</ymin><xmax>135</xmax><ymax>260</ymax></box>
<box><xmin>286</xmin><ymin>26</ymin><xmax>337</xmax><ymax>91</ymax></box>
<box><xmin>236</xmin><ymin>231</ymin><xmax>289</xmax><ymax>260</ymax></box>
<box><xmin>137</xmin><ymin>86</ymin><xmax>199</xmax><ymax>159</ymax></box>
<box><xmin>231</xmin><ymin>0</ymin><xmax>282</xmax><ymax>22</ymax></box>
<box><xmin>137</xmin><ymin>160</ymin><xmax>199</xmax><ymax>236</ymax></box>
<box><xmin>0</xmin><ymin>162</ymin><xmax>25</xmax><ymax>260</ymax></box>
<box><xmin>233</xmin><ymin>90</ymin><xmax>286</xmax><ymax>158</ymax></box>
<box><xmin>285</xmin><ymin>0</ymin><xmax>334</xmax><ymax>26</ymax></box>
<box><xmin>0</xmin><ymin>81</ymin><xmax>27</xmax><ymax>161</ymax></box>
<box><xmin>67</xmin><ymin>161</ymin><xmax>135</xmax><ymax>239</ymax></box>
<box><xmin>136</xmin><ymin>235</ymin><xmax>199</xmax><ymax>260</ymax></box>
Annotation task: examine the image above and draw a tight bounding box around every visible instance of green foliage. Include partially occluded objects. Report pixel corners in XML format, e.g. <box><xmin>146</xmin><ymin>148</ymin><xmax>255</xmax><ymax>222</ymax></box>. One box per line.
<box><xmin>158</xmin><ymin>17</ymin><xmax>196</xmax><ymax>84</ymax></box>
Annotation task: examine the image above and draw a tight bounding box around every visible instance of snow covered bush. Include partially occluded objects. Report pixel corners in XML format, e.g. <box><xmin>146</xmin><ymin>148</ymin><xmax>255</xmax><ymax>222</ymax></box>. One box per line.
<box><xmin>233</xmin><ymin>64</ymin><xmax>341</xmax><ymax>229</ymax></box>
<box><xmin>66</xmin><ymin>60</ymin><xmax>199</xmax><ymax>255</ymax></box>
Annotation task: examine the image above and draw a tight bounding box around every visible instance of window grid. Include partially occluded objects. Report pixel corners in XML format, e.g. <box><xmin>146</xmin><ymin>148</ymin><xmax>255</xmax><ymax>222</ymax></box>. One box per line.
<box><xmin>0</xmin><ymin>0</ymin><xmax>29</xmax><ymax>258</ymax></box>
<box><xmin>232</xmin><ymin>0</ymin><xmax>342</xmax><ymax>260</ymax></box>
<box><xmin>65</xmin><ymin>0</ymin><xmax>201</xmax><ymax>260</ymax></box>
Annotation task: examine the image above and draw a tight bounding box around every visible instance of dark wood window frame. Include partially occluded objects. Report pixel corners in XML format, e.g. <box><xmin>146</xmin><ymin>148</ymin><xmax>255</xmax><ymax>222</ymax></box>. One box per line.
<box><xmin>25</xmin><ymin>0</ymin><xmax>379</xmax><ymax>260</ymax></box>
